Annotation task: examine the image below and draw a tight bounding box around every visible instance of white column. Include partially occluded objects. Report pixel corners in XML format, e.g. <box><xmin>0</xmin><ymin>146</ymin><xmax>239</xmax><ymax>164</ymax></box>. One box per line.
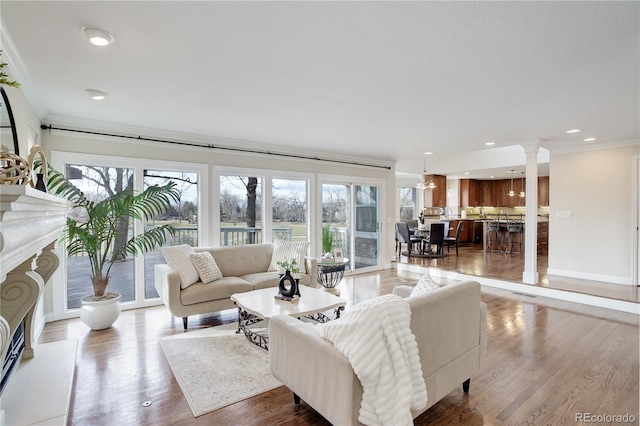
<box><xmin>521</xmin><ymin>142</ymin><xmax>540</xmax><ymax>284</ymax></box>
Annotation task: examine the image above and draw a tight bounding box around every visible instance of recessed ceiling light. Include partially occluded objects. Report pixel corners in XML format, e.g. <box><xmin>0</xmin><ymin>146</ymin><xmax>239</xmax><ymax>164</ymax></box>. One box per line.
<box><xmin>82</xmin><ymin>27</ymin><xmax>115</xmax><ymax>46</ymax></box>
<box><xmin>85</xmin><ymin>89</ymin><xmax>107</xmax><ymax>100</ymax></box>
<box><xmin>464</xmin><ymin>172</ymin><xmax>470</xmax><ymax>175</ymax></box>
<box><xmin>423</xmin><ymin>152</ymin><xmax>433</xmax><ymax>155</ymax></box>
<box><xmin>485</xmin><ymin>141</ymin><xmax>496</xmax><ymax>146</ymax></box>
<box><xmin>489</xmin><ymin>175</ymin><xmax>495</xmax><ymax>179</ymax></box>
<box><xmin>566</xmin><ymin>129</ymin><xmax>581</xmax><ymax>134</ymax></box>
<box><xmin>583</xmin><ymin>137</ymin><xmax>596</xmax><ymax>142</ymax></box>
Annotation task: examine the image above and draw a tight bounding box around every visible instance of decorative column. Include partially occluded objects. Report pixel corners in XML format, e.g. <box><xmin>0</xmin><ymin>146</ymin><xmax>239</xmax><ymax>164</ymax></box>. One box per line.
<box><xmin>521</xmin><ymin>141</ymin><xmax>540</xmax><ymax>284</ymax></box>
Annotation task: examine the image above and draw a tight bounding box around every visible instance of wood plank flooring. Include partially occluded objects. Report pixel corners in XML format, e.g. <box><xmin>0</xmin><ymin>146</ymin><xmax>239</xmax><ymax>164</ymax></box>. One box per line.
<box><xmin>399</xmin><ymin>243</ymin><xmax>640</xmax><ymax>303</ymax></box>
<box><xmin>39</xmin><ymin>269</ymin><xmax>639</xmax><ymax>426</ymax></box>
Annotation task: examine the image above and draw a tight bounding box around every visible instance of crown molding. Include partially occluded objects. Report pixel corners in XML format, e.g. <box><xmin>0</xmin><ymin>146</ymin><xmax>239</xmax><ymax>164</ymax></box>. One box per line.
<box><xmin>543</xmin><ymin>138</ymin><xmax>640</xmax><ymax>156</ymax></box>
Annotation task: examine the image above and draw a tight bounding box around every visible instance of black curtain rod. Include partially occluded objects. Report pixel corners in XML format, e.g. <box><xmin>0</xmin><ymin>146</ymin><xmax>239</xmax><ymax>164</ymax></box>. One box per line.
<box><xmin>40</xmin><ymin>124</ymin><xmax>392</xmax><ymax>170</ymax></box>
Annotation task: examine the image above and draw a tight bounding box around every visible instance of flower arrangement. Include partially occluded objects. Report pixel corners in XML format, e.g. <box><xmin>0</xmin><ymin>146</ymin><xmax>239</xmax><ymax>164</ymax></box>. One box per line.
<box><xmin>276</xmin><ymin>258</ymin><xmax>300</xmax><ymax>277</ymax></box>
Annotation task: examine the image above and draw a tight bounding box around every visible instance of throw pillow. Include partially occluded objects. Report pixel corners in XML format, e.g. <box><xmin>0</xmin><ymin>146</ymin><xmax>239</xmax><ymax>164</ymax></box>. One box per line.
<box><xmin>190</xmin><ymin>252</ymin><xmax>223</xmax><ymax>284</ymax></box>
<box><xmin>269</xmin><ymin>239</ymin><xmax>310</xmax><ymax>274</ymax></box>
<box><xmin>410</xmin><ymin>272</ymin><xmax>442</xmax><ymax>297</ymax></box>
<box><xmin>159</xmin><ymin>244</ymin><xmax>200</xmax><ymax>289</ymax></box>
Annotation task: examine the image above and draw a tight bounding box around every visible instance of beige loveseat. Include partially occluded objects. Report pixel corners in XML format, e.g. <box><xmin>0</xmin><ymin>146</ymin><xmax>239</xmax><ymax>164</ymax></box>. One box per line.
<box><xmin>155</xmin><ymin>243</ymin><xmax>318</xmax><ymax>329</ymax></box>
<box><xmin>269</xmin><ymin>280</ymin><xmax>487</xmax><ymax>425</ymax></box>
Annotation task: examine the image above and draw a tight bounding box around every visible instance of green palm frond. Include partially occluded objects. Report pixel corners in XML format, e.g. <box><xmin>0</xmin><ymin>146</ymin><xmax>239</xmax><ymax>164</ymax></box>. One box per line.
<box><xmin>48</xmin><ymin>166</ymin><xmax>179</xmax><ymax>293</ymax></box>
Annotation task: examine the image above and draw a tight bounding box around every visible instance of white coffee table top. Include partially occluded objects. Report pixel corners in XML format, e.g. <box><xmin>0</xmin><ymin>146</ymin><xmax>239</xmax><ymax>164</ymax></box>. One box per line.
<box><xmin>231</xmin><ymin>286</ymin><xmax>347</xmax><ymax>320</ymax></box>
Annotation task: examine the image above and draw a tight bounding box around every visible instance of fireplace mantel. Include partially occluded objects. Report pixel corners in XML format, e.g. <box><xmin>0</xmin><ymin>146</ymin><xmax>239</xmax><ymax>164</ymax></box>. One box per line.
<box><xmin>0</xmin><ymin>186</ymin><xmax>69</xmax><ymax>361</ymax></box>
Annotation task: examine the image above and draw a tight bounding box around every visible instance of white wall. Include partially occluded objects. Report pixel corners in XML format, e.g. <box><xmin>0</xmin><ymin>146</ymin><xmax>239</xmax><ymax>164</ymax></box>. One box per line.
<box><xmin>2</xmin><ymin>85</ymin><xmax>42</xmax><ymax>164</ymax></box>
<box><xmin>548</xmin><ymin>144</ymin><xmax>640</xmax><ymax>284</ymax></box>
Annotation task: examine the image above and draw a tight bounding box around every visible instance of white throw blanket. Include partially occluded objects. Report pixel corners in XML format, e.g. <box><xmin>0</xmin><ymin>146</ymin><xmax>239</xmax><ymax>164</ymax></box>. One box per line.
<box><xmin>316</xmin><ymin>294</ymin><xmax>428</xmax><ymax>426</ymax></box>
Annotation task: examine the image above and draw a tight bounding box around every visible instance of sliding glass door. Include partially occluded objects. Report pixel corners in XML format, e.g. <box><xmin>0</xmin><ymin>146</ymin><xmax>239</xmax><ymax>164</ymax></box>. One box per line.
<box><xmin>143</xmin><ymin>169</ymin><xmax>199</xmax><ymax>299</ymax></box>
<box><xmin>354</xmin><ymin>185</ymin><xmax>380</xmax><ymax>270</ymax></box>
<box><xmin>51</xmin><ymin>152</ymin><xmax>208</xmax><ymax>319</ymax></box>
<box><xmin>64</xmin><ymin>164</ymin><xmax>135</xmax><ymax>309</ymax></box>
<box><xmin>322</xmin><ymin>183</ymin><xmax>352</xmax><ymax>269</ymax></box>
<box><xmin>322</xmin><ymin>181</ymin><xmax>381</xmax><ymax>272</ymax></box>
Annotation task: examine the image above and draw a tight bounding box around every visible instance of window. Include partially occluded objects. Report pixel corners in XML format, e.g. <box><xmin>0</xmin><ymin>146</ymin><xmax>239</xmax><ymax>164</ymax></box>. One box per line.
<box><xmin>143</xmin><ymin>169</ymin><xmax>199</xmax><ymax>299</ymax></box>
<box><xmin>64</xmin><ymin>164</ymin><xmax>135</xmax><ymax>309</ymax></box>
<box><xmin>219</xmin><ymin>174</ymin><xmax>262</xmax><ymax>245</ymax></box>
<box><xmin>51</xmin><ymin>151</ymin><xmax>207</xmax><ymax>320</ymax></box>
<box><xmin>399</xmin><ymin>186</ymin><xmax>416</xmax><ymax>221</ymax></box>
<box><xmin>271</xmin><ymin>178</ymin><xmax>308</xmax><ymax>242</ymax></box>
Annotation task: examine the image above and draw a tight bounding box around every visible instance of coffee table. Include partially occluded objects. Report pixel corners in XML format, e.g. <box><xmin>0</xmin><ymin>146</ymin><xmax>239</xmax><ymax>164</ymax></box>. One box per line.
<box><xmin>230</xmin><ymin>286</ymin><xmax>346</xmax><ymax>350</ymax></box>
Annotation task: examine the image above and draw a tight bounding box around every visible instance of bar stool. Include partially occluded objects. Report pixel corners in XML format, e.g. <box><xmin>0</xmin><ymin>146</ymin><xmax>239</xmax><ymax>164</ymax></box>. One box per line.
<box><xmin>505</xmin><ymin>217</ymin><xmax>524</xmax><ymax>254</ymax></box>
<box><xmin>485</xmin><ymin>220</ymin><xmax>502</xmax><ymax>252</ymax></box>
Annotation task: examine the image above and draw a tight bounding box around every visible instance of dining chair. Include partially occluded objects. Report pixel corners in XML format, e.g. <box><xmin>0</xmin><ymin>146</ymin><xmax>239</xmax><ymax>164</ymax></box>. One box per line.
<box><xmin>406</xmin><ymin>219</ymin><xmax>419</xmax><ymax>235</ymax></box>
<box><xmin>444</xmin><ymin>221</ymin><xmax>463</xmax><ymax>256</ymax></box>
<box><xmin>426</xmin><ymin>222</ymin><xmax>445</xmax><ymax>258</ymax></box>
<box><xmin>396</xmin><ymin>222</ymin><xmax>421</xmax><ymax>258</ymax></box>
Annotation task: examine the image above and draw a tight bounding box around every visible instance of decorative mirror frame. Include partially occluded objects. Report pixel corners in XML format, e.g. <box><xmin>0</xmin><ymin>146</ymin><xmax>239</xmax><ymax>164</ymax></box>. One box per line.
<box><xmin>1</xmin><ymin>86</ymin><xmax>20</xmax><ymax>155</ymax></box>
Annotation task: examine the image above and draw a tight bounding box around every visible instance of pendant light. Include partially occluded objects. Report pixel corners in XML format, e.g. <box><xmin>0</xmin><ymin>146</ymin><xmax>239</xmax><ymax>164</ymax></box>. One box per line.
<box><xmin>519</xmin><ymin>172</ymin><xmax>526</xmax><ymax>198</ymax></box>
<box><xmin>415</xmin><ymin>157</ymin><xmax>436</xmax><ymax>189</ymax></box>
<box><xmin>508</xmin><ymin>170</ymin><xmax>515</xmax><ymax>197</ymax></box>
<box><xmin>415</xmin><ymin>157</ymin><xmax>427</xmax><ymax>189</ymax></box>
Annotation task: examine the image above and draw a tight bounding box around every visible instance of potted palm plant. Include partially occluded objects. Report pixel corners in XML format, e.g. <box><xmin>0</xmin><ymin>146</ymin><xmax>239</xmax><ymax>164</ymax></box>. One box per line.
<box><xmin>47</xmin><ymin>166</ymin><xmax>180</xmax><ymax>330</ymax></box>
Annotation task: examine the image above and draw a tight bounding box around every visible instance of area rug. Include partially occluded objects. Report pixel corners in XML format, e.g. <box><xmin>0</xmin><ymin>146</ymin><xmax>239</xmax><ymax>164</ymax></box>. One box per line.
<box><xmin>159</xmin><ymin>323</ymin><xmax>281</xmax><ymax>417</ymax></box>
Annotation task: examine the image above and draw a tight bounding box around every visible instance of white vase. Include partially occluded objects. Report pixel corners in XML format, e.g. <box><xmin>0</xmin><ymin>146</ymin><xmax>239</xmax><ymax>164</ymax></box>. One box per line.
<box><xmin>80</xmin><ymin>293</ymin><xmax>121</xmax><ymax>330</ymax></box>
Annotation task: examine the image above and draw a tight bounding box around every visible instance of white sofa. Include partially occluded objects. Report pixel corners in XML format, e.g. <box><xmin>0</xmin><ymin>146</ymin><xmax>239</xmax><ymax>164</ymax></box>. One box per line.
<box><xmin>269</xmin><ymin>280</ymin><xmax>487</xmax><ymax>425</ymax></box>
<box><xmin>155</xmin><ymin>243</ymin><xmax>318</xmax><ymax>329</ymax></box>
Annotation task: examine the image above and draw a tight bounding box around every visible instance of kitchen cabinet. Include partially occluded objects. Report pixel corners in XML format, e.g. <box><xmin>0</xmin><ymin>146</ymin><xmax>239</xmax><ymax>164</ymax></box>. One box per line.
<box><xmin>482</xmin><ymin>180</ymin><xmax>494</xmax><ymax>206</ymax></box>
<box><xmin>446</xmin><ymin>219</ymin><xmax>474</xmax><ymax>243</ymax></box>
<box><xmin>467</xmin><ymin>176</ymin><xmax>549</xmax><ymax>208</ymax></box>
<box><xmin>459</xmin><ymin>179</ymin><xmax>482</xmax><ymax>207</ymax></box>
<box><xmin>538</xmin><ymin>176</ymin><xmax>549</xmax><ymax>207</ymax></box>
<box><xmin>423</xmin><ymin>175</ymin><xmax>447</xmax><ymax>207</ymax></box>
<box><xmin>491</xmin><ymin>180</ymin><xmax>509</xmax><ymax>207</ymax></box>
<box><xmin>509</xmin><ymin>178</ymin><xmax>525</xmax><ymax>207</ymax></box>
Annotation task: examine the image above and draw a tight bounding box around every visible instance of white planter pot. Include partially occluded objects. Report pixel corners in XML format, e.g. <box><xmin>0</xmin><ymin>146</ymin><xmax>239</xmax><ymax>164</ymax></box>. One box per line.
<box><xmin>80</xmin><ymin>293</ymin><xmax>121</xmax><ymax>330</ymax></box>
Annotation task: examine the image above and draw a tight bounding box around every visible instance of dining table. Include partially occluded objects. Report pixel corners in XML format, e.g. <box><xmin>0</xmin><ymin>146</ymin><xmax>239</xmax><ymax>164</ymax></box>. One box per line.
<box><xmin>410</xmin><ymin>226</ymin><xmax>451</xmax><ymax>257</ymax></box>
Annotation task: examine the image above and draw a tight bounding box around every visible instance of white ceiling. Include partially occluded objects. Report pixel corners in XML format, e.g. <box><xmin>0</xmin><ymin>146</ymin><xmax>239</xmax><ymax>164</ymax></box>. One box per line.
<box><xmin>2</xmin><ymin>1</ymin><xmax>638</xmax><ymax>178</ymax></box>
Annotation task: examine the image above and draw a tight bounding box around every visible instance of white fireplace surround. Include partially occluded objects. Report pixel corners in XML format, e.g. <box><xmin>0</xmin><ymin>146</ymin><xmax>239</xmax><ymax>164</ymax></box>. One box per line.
<box><xmin>0</xmin><ymin>186</ymin><xmax>68</xmax><ymax>369</ymax></box>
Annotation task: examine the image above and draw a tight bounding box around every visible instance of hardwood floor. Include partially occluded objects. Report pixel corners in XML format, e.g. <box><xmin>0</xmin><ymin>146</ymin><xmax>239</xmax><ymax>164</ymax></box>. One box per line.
<box><xmin>39</xmin><ymin>269</ymin><xmax>639</xmax><ymax>426</ymax></box>
<box><xmin>398</xmin><ymin>243</ymin><xmax>640</xmax><ymax>303</ymax></box>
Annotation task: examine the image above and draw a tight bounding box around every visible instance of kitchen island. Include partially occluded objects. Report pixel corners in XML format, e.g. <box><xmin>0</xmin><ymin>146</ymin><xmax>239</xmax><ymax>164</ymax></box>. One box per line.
<box><xmin>478</xmin><ymin>218</ymin><xmax>549</xmax><ymax>253</ymax></box>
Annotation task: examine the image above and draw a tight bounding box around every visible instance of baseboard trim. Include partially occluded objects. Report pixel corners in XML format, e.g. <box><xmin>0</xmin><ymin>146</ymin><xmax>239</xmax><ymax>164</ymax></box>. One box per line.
<box><xmin>546</xmin><ymin>268</ymin><xmax>633</xmax><ymax>285</ymax></box>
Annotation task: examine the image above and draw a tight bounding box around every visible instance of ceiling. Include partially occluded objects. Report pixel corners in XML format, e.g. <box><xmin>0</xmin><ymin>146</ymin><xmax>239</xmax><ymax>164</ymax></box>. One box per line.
<box><xmin>2</xmin><ymin>1</ymin><xmax>638</xmax><ymax>178</ymax></box>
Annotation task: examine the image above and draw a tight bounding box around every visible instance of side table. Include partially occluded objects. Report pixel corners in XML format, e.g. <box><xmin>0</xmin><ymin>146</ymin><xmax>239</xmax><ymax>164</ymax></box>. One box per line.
<box><xmin>317</xmin><ymin>257</ymin><xmax>349</xmax><ymax>295</ymax></box>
